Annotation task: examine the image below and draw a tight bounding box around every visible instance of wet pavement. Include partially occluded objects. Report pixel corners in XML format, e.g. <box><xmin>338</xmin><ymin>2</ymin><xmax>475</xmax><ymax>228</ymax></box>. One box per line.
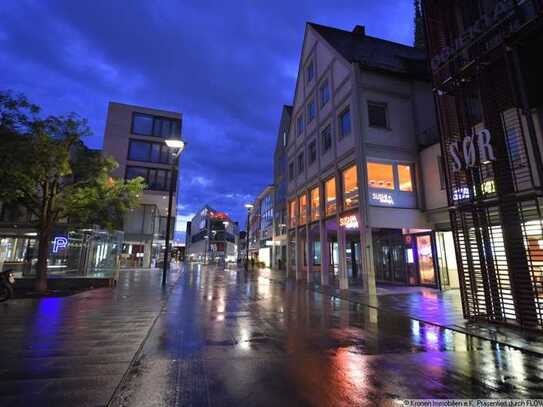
<box><xmin>109</xmin><ymin>264</ymin><xmax>543</xmax><ymax>406</ymax></box>
<box><xmin>0</xmin><ymin>267</ymin><xmax>181</xmax><ymax>407</ymax></box>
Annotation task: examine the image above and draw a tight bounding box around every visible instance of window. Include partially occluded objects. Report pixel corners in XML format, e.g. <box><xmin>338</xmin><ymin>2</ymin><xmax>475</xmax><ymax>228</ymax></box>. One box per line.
<box><xmin>308</xmin><ymin>140</ymin><xmax>317</xmax><ymax>165</ymax></box>
<box><xmin>299</xmin><ymin>194</ymin><xmax>307</xmax><ymax>225</ymax></box>
<box><xmin>321</xmin><ymin>125</ymin><xmax>332</xmax><ymax>154</ymax></box>
<box><xmin>126</xmin><ymin>166</ymin><xmax>172</xmax><ymax>191</ymax></box>
<box><xmin>128</xmin><ymin>140</ymin><xmax>174</xmax><ymax>164</ymax></box>
<box><xmin>339</xmin><ymin>108</ymin><xmax>352</xmax><ymax>138</ymax></box>
<box><xmin>289</xmin><ymin>199</ymin><xmax>297</xmax><ymax>228</ymax></box>
<box><xmin>310</xmin><ymin>187</ymin><xmax>320</xmax><ymax>221</ymax></box>
<box><xmin>307</xmin><ymin>99</ymin><xmax>316</xmax><ymax>122</ymax></box>
<box><xmin>283</xmin><ymin>131</ymin><xmax>287</xmax><ymax>147</ymax></box>
<box><xmin>319</xmin><ymin>80</ymin><xmax>330</xmax><ymax>107</ymax></box>
<box><xmin>342</xmin><ymin>165</ymin><xmax>359</xmax><ymax>209</ymax></box>
<box><xmin>297</xmin><ymin>114</ymin><xmax>304</xmax><ymax>136</ymax></box>
<box><xmin>368</xmin><ymin>102</ymin><xmax>388</xmax><ymax>128</ymax></box>
<box><xmin>288</xmin><ymin>161</ymin><xmax>295</xmax><ymax>181</ymax></box>
<box><xmin>297</xmin><ymin>152</ymin><xmax>304</xmax><ymax>174</ymax></box>
<box><xmin>306</xmin><ymin>61</ymin><xmax>314</xmax><ymax>83</ymax></box>
<box><xmin>398</xmin><ymin>164</ymin><xmax>413</xmax><ymax>192</ymax></box>
<box><xmin>325</xmin><ymin>178</ymin><xmax>336</xmax><ymax>216</ymax></box>
<box><xmin>367</xmin><ymin>162</ymin><xmax>394</xmax><ymax>190</ymax></box>
<box><xmin>132</xmin><ymin>114</ymin><xmax>153</xmax><ymax>136</ymax></box>
<box><xmin>131</xmin><ymin>113</ymin><xmax>180</xmax><ymax>139</ymax></box>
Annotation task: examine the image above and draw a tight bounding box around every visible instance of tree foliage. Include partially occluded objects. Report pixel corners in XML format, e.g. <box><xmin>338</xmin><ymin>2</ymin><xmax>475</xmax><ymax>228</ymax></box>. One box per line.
<box><xmin>0</xmin><ymin>91</ymin><xmax>145</xmax><ymax>291</ymax></box>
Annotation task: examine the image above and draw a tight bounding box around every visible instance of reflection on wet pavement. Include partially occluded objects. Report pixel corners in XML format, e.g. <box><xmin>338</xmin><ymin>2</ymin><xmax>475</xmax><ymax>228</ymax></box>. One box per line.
<box><xmin>112</xmin><ymin>265</ymin><xmax>543</xmax><ymax>406</ymax></box>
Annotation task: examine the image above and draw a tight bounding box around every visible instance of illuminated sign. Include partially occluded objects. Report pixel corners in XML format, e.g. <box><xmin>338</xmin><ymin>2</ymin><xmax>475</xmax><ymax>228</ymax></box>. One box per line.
<box><xmin>370</xmin><ymin>192</ymin><xmax>394</xmax><ymax>206</ymax></box>
<box><xmin>449</xmin><ymin>129</ymin><xmax>496</xmax><ymax>172</ymax></box>
<box><xmin>339</xmin><ymin>215</ymin><xmax>359</xmax><ymax>229</ymax></box>
<box><xmin>452</xmin><ymin>187</ymin><xmax>471</xmax><ymax>201</ymax></box>
<box><xmin>52</xmin><ymin>236</ymin><xmax>68</xmax><ymax>253</ymax></box>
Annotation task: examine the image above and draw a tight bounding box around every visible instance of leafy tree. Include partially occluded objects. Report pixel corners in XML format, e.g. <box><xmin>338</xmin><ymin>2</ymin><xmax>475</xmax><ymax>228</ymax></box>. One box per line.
<box><xmin>0</xmin><ymin>91</ymin><xmax>145</xmax><ymax>292</ymax></box>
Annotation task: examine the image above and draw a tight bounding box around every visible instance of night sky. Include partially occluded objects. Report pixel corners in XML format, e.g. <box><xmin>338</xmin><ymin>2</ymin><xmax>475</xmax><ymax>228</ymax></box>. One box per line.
<box><xmin>0</xmin><ymin>0</ymin><xmax>415</xmax><ymax>240</ymax></box>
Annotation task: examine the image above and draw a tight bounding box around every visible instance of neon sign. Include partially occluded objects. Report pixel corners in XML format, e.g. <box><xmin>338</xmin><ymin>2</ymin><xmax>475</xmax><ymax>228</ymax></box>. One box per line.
<box><xmin>449</xmin><ymin>129</ymin><xmax>496</xmax><ymax>172</ymax></box>
<box><xmin>371</xmin><ymin>192</ymin><xmax>394</xmax><ymax>206</ymax></box>
<box><xmin>52</xmin><ymin>236</ymin><xmax>68</xmax><ymax>253</ymax></box>
<box><xmin>339</xmin><ymin>215</ymin><xmax>359</xmax><ymax>229</ymax></box>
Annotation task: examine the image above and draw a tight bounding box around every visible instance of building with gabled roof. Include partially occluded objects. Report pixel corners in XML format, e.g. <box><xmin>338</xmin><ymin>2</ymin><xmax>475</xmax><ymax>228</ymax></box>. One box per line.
<box><xmin>285</xmin><ymin>21</ymin><xmax>450</xmax><ymax>294</ymax></box>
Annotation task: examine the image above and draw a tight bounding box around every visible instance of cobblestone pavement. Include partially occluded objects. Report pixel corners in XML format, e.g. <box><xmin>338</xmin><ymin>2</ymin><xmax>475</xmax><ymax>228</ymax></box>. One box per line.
<box><xmin>110</xmin><ymin>264</ymin><xmax>543</xmax><ymax>406</ymax></box>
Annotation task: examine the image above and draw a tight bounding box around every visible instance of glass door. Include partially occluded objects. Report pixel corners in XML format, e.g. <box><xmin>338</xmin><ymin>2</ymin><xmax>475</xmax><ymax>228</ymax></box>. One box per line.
<box><xmin>415</xmin><ymin>234</ymin><xmax>437</xmax><ymax>287</ymax></box>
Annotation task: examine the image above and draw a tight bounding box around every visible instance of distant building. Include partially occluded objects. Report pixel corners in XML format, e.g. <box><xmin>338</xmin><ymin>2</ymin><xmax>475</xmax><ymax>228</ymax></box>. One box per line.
<box><xmin>102</xmin><ymin>102</ymin><xmax>182</xmax><ymax>268</ymax></box>
<box><xmin>186</xmin><ymin>206</ymin><xmax>238</xmax><ymax>264</ymax></box>
<box><xmin>272</xmin><ymin>106</ymin><xmax>292</xmax><ymax>270</ymax></box>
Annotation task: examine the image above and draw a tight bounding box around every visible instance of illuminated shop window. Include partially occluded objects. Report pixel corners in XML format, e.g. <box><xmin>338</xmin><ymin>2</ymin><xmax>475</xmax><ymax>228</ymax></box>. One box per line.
<box><xmin>299</xmin><ymin>194</ymin><xmax>307</xmax><ymax>225</ymax></box>
<box><xmin>289</xmin><ymin>199</ymin><xmax>297</xmax><ymax>228</ymax></box>
<box><xmin>310</xmin><ymin>187</ymin><xmax>320</xmax><ymax>222</ymax></box>
<box><xmin>325</xmin><ymin>178</ymin><xmax>336</xmax><ymax>216</ymax></box>
<box><xmin>342</xmin><ymin>165</ymin><xmax>358</xmax><ymax>209</ymax></box>
<box><xmin>367</xmin><ymin>162</ymin><xmax>394</xmax><ymax>190</ymax></box>
<box><xmin>398</xmin><ymin>164</ymin><xmax>413</xmax><ymax>192</ymax></box>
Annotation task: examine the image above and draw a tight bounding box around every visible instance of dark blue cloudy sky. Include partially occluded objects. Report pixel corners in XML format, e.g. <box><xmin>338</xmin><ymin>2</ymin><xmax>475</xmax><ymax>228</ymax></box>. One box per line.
<box><xmin>0</xmin><ymin>0</ymin><xmax>415</xmax><ymax>239</ymax></box>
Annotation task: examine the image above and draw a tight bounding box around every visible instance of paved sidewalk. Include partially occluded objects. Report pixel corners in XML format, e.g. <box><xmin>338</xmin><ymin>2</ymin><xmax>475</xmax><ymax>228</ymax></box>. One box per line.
<box><xmin>0</xmin><ymin>267</ymin><xmax>181</xmax><ymax>407</ymax></box>
<box><xmin>256</xmin><ymin>267</ymin><xmax>543</xmax><ymax>356</ymax></box>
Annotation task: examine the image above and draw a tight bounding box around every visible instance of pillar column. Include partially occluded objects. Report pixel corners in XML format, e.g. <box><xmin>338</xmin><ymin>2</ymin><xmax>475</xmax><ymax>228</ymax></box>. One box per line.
<box><xmin>335</xmin><ymin>171</ymin><xmax>349</xmax><ymax>290</ymax></box>
<box><xmin>319</xmin><ymin>182</ymin><xmax>330</xmax><ymax>286</ymax></box>
<box><xmin>304</xmin><ymin>190</ymin><xmax>313</xmax><ymax>284</ymax></box>
<box><xmin>143</xmin><ymin>241</ymin><xmax>152</xmax><ymax>268</ymax></box>
<box><xmin>295</xmin><ymin>223</ymin><xmax>302</xmax><ymax>280</ymax></box>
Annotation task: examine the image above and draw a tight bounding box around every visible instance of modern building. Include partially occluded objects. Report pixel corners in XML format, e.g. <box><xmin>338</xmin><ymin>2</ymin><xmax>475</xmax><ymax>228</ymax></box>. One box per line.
<box><xmin>185</xmin><ymin>206</ymin><xmax>238</xmax><ymax>264</ymax></box>
<box><xmin>102</xmin><ymin>102</ymin><xmax>182</xmax><ymax>268</ymax></box>
<box><xmin>272</xmin><ymin>106</ymin><xmax>292</xmax><ymax>270</ymax></box>
<box><xmin>285</xmin><ymin>22</ymin><xmax>448</xmax><ymax>293</ymax></box>
<box><xmin>257</xmin><ymin>185</ymin><xmax>275</xmax><ymax>268</ymax></box>
<box><xmin>423</xmin><ymin>0</ymin><xmax>543</xmax><ymax>329</ymax></box>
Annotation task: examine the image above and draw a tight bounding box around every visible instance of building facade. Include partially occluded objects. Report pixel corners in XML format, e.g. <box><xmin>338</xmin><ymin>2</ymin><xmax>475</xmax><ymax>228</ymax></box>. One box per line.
<box><xmin>272</xmin><ymin>106</ymin><xmax>292</xmax><ymax>270</ymax></box>
<box><xmin>185</xmin><ymin>206</ymin><xmax>238</xmax><ymax>264</ymax></box>
<box><xmin>423</xmin><ymin>0</ymin><xmax>543</xmax><ymax>329</ymax></box>
<box><xmin>286</xmin><ymin>23</ymin><xmax>444</xmax><ymax>293</ymax></box>
<box><xmin>102</xmin><ymin>102</ymin><xmax>182</xmax><ymax>268</ymax></box>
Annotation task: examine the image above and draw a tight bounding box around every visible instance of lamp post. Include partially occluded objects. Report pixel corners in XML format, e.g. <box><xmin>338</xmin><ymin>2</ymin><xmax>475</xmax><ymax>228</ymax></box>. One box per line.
<box><xmin>244</xmin><ymin>203</ymin><xmax>253</xmax><ymax>271</ymax></box>
<box><xmin>162</xmin><ymin>138</ymin><xmax>186</xmax><ymax>287</ymax></box>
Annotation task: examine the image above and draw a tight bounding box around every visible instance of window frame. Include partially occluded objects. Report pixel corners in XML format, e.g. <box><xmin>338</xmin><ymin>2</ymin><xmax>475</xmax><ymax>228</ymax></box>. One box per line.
<box><xmin>125</xmin><ymin>166</ymin><xmax>172</xmax><ymax>191</ymax></box>
<box><xmin>367</xmin><ymin>101</ymin><xmax>389</xmax><ymax>129</ymax></box>
<box><xmin>307</xmin><ymin>98</ymin><xmax>316</xmax><ymax>123</ymax></box>
<box><xmin>342</xmin><ymin>165</ymin><xmax>359</xmax><ymax>210</ymax></box>
<box><xmin>131</xmin><ymin>112</ymin><xmax>181</xmax><ymax>139</ymax></box>
<box><xmin>308</xmin><ymin>139</ymin><xmax>317</xmax><ymax>166</ymax></box>
<box><xmin>128</xmin><ymin>140</ymin><xmax>174</xmax><ymax>165</ymax></box>
<box><xmin>297</xmin><ymin>114</ymin><xmax>304</xmax><ymax>136</ymax></box>
<box><xmin>306</xmin><ymin>60</ymin><xmax>315</xmax><ymax>83</ymax></box>
<box><xmin>321</xmin><ymin>124</ymin><xmax>332</xmax><ymax>155</ymax></box>
<box><xmin>324</xmin><ymin>177</ymin><xmax>337</xmax><ymax>217</ymax></box>
<box><xmin>297</xmin><ymin>151</ymin><xmax>305</xmax><ymax>175</ymax></box>
<box><xmin>310</xmin><ymin>186</ymin><xmax>320</xmax><ymax>222</ymax></box>
<box><xmin>319</xmin><ymin>79</ymin><xmax>330</xmax><ymax>107</ymax></box>
<box><xmin>338</xmin><ymin>107</ymin><xmax>352</xmax><ymax>139</ymax></box>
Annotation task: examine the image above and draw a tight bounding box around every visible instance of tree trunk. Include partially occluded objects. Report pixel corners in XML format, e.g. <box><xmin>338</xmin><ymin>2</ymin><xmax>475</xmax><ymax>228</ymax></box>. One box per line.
<box><xmin>35</xmin><ymin>229</ymin><xmax>51</xmax><ymax>293</ymax></box>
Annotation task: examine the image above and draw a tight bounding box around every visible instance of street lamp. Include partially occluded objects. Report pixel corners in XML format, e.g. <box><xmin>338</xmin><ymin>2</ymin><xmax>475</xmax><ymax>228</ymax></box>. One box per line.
<box><xmin>162</xmin><ymin>138</ymin><xmax>186</xmax><ymax>286</ymax></box>
<box><xmin>244</xmin><ymin>203</ymin><xmax>253</xmax><ymax>271</ymax></box>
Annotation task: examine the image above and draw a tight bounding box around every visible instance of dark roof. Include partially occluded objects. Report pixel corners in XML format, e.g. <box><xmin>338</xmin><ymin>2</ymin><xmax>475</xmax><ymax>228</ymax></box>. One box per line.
<box><xmin>308</xmin><ymin>23</ymin><xmax>429</xmax><ymax>79</ymax></box>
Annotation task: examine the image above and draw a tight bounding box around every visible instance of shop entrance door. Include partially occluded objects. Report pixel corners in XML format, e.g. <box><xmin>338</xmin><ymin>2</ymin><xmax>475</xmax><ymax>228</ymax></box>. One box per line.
<box><xmin>372</xmin><ymin>229</ymin><xmax>406</xmax><ymax>284</ymax></box>
<box><xmin>414</xmin><ymin>233</ymin><xmax>438</xmax><ymax>287</ymax></box>
<box><xmin>346</xmin><ymin>238</ymin><xmax>362</xmax><ymax>285</ymax></box>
